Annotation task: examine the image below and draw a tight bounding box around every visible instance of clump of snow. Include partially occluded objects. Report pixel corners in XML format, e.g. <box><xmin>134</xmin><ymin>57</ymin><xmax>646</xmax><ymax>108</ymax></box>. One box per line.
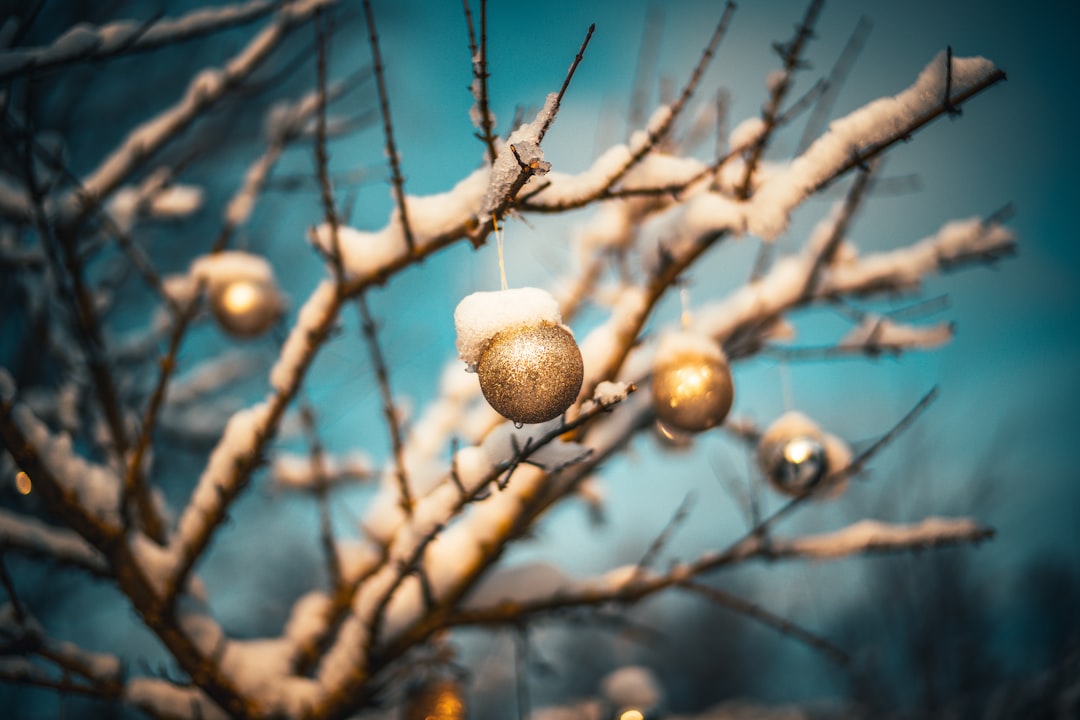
<box><xmin>591</xmin><ymin>380</ymin><xmax>633</xmax><ymax>406</ymax></box>
<box><xmin>780</xmin><ymin>517</ymin><xmax>984</xmax><ymax>558</ymax></box>
<box><xmin>190</xmin><ymin>250</ymin><xmax>274</xmax><ymax>288</ymax></box>
<box><xmin>602</xmin><ymin>665</ymin><xmax>662</xmax><ymax>709</ymax></box>
<box><xmin>654</xmin><ymin>329</ymin><xmax>725</xmax><ymax>366</ymax></box>
<box><xmin>149</xmin><ymin>183</ymin><xmax>203</xmax><ymax>218</ymax></box>
<box><xmin>126</xmin><ymin>678</ymin><xmax>228</xmax><ymax>720</ymax></box>
<box><xmin>746</xmin><ymin>52</ymin><xmax>1000</xmax><ymax>241</ymax></box>
<box><xmin>270</xmin><ymin>279</ymin><xmax>336</xmax><ymax>392</ymax></box>
<box><xmin>454</xmin><ymin>287</ymin><xmax>565</xmax><ymax>372</ymax></box>
<box><xmin>11</xmin><ymin>404</ymin><xmax>121</xmax><ymax>526</ymax></box>
<box><xmin>272</xmin><ymin>449</ymin><xmax>374</xmax><ymax>490</ymax></box>
<box><xmin>478</xmin><ymin>93</ymin><xmax>557</xmax><ymax>218</ymax></box>
<box><xmin>729</xmin><ymin>116</ymin><xmax>766</xmax><ymax>150</ymax></box>
<box><xmin>839</xmin><ymin>316</ymin><xmax>954</xmax><ymax>351</ymax></box>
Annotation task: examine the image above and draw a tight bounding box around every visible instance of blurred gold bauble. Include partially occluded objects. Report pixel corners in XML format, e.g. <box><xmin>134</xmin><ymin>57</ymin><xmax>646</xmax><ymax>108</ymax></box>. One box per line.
<box><xmin>209</xmin><ymin>277</ymin><xmax>282</xmax><ymax>339</ymax></box>
<box><xmin>651</xmin><ymin>352</ymin><xmax>733</xmax><ymax>433</ymax></box>
<box><xmin>477</xmin><ymin>322</ymin><xmax>584</xmax><ymax>425</ymax></box>
<box><xmin>403</xmin><ymin>678</ymin><xmax>468</xmax><ymax>720</ymax></box>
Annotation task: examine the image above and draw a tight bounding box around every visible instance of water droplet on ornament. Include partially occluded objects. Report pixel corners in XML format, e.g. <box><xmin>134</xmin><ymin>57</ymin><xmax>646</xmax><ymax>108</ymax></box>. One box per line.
<box><xmin>513</xmin><ymin>421</ymin><xmax>524</xmax><ymax>430</ymax></box>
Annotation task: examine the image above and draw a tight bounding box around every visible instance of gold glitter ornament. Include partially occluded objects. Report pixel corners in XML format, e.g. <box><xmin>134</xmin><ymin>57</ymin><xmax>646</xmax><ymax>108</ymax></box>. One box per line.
<box><xmin>651</xmin><ymin>352</ymin><xmax>734</xmax><ymax>433</ymax></box>
<box><xmin>209</xmin><ymin>276</ymin><xmax>283</xmax><ymax>339</ymax></box>
<box><xmin>402</xmin><ymin>678</ymin><xmax>468</xmax><ymax>720</ymax></box>
<box><xmin>477</xmin><ymin>322</ymin><xmax>584</xmax><ymax>425</ymax></box>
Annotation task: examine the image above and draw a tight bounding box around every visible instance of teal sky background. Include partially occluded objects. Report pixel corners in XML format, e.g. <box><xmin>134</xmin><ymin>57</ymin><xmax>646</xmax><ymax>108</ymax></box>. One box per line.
<box><xmin>4</xmin><ymin>0</ymin><xmax>1079</xmax><ymax>714</ymax></box>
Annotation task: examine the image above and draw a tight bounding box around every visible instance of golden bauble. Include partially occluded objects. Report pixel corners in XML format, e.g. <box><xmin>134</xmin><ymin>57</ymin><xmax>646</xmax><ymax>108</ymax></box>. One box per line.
<box><xmin>758</xmin><ymin>435</ymin><xmax>828</xmax><ymax>497</ymax></box>
<box><xmin>209</xmin><ymin>277</ymin><xmax>283</xmax><ymax>338</ymax></box>
<box><xmin>403</xmin><ymin>678</ymin><xmax>468</xmax><ymax>720</ymax></box>
<box><xmin>651</xmin><ymin>352</ymin><xmax>734</xmax><ymax>433</ymax></box>
<box><xmin>477</xmin><ymin>322</ymin><xmax>584</xmax><ymax>425</ymax></box>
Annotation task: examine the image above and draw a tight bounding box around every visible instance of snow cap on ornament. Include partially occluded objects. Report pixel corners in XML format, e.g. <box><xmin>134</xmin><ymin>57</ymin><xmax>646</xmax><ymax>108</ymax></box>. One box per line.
<box><xmin>601</xmin><ymin>665</ymin><xmax>663</xmax><ymax>719</ymax></box>
<box><xmin>454</xmin><ymin>287</ymin><xmax>583</xmax><ymax>425</ymax></box>
<box><xmin>190</xmin><ymin>251</ymin><xmax>285</xmax><ymax>339</ymax></box>
<box><xmin>757</xmin><ymin>410</ymin><xmax>852</xmax><ymax>498</ymax></box>
<box><xmin>651</xmin><ymin>329</ymin><xmax>734</xmax><ymax>434</ymax></box>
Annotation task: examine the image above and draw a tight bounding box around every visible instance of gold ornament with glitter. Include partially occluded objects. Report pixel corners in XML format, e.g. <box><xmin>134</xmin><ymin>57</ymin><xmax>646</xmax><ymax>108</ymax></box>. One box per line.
<box><xmin>455</xmin><ymin>287</ymin><xmax>583</xmax><ymax>425</ymax></box>
<box><xmin>477</xmin><ymin>322</ymin><xmax>583</xmax><ymax>425</ymax></box>
<box><xmin>402</xmin><ymin>678</ymin><xmax>468</xmax><ymax>720</ymax></box>
<box><xmin>650</xmin><ymin>331</ymin><xmax>733</xmax><ymax>433</ymax></box>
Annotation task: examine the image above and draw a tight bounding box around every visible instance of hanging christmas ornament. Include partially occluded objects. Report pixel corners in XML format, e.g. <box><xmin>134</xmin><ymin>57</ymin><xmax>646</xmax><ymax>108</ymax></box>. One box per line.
<box><xmin>455</xmin><ymin>287</ymin><xmax>583</xmax><ymax>425</ymax></box>
<box><xmin>650</xmin><ymin>331</ymin><xmax>734</xmax><ymax>433</ymax></box>
<box><xmin>757</xmin><ymin>411</ymin><xmax>852</xmax><ymax>498</ymax></box>
<box><xmin>192</xmin><ymin>251</ymin><xmax>285</xmax><ymax>339</ymax></box>
<box><xmin>402</xmin><ymin>677</ymin><xmax>468</xmax><ymax>720</ymax></box>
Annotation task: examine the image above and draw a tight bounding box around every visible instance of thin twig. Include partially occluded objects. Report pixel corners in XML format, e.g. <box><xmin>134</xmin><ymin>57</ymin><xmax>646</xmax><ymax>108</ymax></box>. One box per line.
<box><xmin>299</xmin><ymin>403</ymin><xmax>343</xmax><ymax>591</ymax></box>
<box><xmin>314</xmin><ymin>8</ymin><xmax>345</xmax><ymax>285</ymax></box>
<box><xmin>361</xmin><ymin>0</ymin><xmax>415</xmax><ymax>254</ymax></box>
<box><xmin>463</xmin><ymin>0</ymin><xmax>499</xmax><ymax>163</ymax></box>
<box><xmin>678</xmin><ymin>579</ymin><xmax>850</xmax><ymax>666</ymax></box>
<box><xmin>631</xmin><ymin>492</ymin><xmax>696</xmax><ymax>584</ymax></box>
<box><xmin>536</xmin><ymin>23</ymin><xmax>595</xmax><ymax>143</ymax></box>
<box><xmin>356</xmin><ymin>295</ymin><xmax>412</xmax><ymax>515</ymax></box>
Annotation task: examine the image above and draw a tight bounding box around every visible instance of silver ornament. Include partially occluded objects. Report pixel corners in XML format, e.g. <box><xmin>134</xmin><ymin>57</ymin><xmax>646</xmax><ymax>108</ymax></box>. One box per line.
<box><xmin>759</xmin><ymin>435</ymin><xmax>828</xmax><ymax>497</ymax></box>
<box><xmin>651</xmin><ymin>352</ymin><xmax>734</xmax><ymax>433</ymax></box>
<box><xmin>477</xmin><ymin>322</ymin><xmax>584</xmax><ymax>425</ymax></box>
<box><xmin>209</xmin><ymin>277</ymin><xmax>283</xmax><ymax>338</ymax></box>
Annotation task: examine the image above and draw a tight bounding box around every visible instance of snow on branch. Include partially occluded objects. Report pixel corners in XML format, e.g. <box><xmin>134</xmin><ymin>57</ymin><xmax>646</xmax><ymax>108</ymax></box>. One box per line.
<box><xmin>766</xmin><ymin>517</ymin><xmax>995</xmax><ymax>559</ymax></box>
<box><xmin>68</xmin><ymin>0</ymin><xmax>334</xmax><ymax>221</ymax></box>
<box><xmin>0</xmin><ymin>0</ymin><xmax>284</xmax><ymax>81</ymax></box>
<box><xmin>0</xmin><ymin>509</ymin><xmax>109</xmax><ymax>578</ymax></box>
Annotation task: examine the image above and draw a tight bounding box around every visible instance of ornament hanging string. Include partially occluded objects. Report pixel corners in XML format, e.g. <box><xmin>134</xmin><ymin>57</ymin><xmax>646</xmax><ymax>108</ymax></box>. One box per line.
<box><xmin>680</xmin><ymin>287</ymin><xmax>693</xmax><ymax>329</ymax></box>
<box><xmin>780</xmin><ymin>362</ymin><xmax>794</xmax><ymax>413</ymax></box>
<box><xmin>493</xmin><ymin>213</ymin><xmax>508</xmax><ymax>291</ymax></box>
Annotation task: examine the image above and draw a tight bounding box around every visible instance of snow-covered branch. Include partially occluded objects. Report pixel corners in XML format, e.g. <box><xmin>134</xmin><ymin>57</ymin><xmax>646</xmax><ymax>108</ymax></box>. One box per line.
<box><xmin>0</xmin><ymin>0</ymin><xmax>284</xmax><ymax>81</ymax></box>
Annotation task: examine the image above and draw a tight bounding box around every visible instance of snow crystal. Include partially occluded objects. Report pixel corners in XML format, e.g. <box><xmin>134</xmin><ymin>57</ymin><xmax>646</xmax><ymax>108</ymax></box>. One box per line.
<box><xmin>454</xmin><ymin>287</ymin><xmax>565</xmax><ymax>371</ymax></box>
